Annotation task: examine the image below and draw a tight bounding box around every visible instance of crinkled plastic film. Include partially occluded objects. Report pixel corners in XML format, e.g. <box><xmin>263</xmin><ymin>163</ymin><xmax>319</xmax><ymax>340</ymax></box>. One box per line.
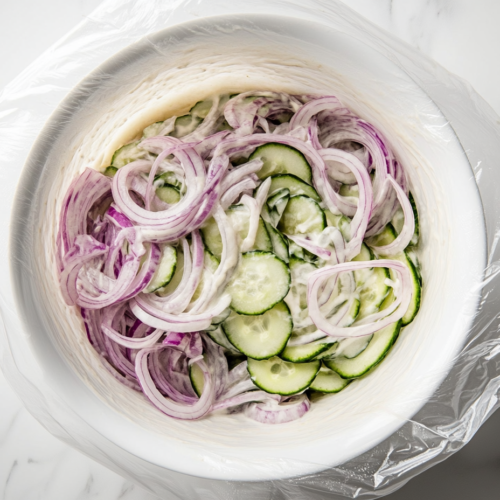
<box><xmin>1</xmin><ymin>0</ymin><xmax>500</xmax><ymax>498</ymax></box>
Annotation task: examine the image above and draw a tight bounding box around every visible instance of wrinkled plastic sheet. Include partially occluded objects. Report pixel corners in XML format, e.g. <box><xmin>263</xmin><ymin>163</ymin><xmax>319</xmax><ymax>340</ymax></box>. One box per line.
<box><xmin>1</xmin><ymin>0</ymin><xmax>500</xmax><ymax>498</ymax></box>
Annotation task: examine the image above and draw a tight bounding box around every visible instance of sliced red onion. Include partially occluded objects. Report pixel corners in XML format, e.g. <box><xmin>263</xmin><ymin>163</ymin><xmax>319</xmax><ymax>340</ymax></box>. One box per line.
<box><xmin>135</xmin><ymin>346</ymin><xmax>214</xmax><ymax>419</ymax></box>
<box><xmin>163</xmin><ymin>332</ymin><xmax>203</xmax><ymax>359</ymax></box>
<box><xmin>308</xmin><ymin>260</ymin><xmax>412</xmax><ymax>337</ymax></box>
<box><xmin>101</xmin><ymin>303</ymin><xmax>164</xmax><ymax>349</ymax></box>
<box><xmin>290</xmin><ymin>96</ymin><xmax>346</xmax><ymax>128</ymax></box>
<box><xmin>57</xmin><ymin>168</ymin><xmax>111</xmax><ymax>271</ymax></box>
<box><xmin>214</xmin><ymin>391</ymin><xmax>280</xmax><ymax>412</ymax></box>
<box><xmin>220</xmin><ymin>177</ymin><xmax>257</xmax><ymax>209</ymax></box>
<box><xmin>221</xmin><ymin>159</ymin><xmax>263</xmax><ymax>192</ymax></box>
<box><xmin>319</xmin><ymin>149</ymin><xmax>373</xmax><ymax>260</ymax></box>
<box><xmin>369</xmin><ymin>176</ymin><xmax>415</xmax><ymax>256</ymax></box>
<box><xmin>244</xmin><ymin>395</ymin><xmax>311</xmax><ymax>424</ymax></box>
<box><xmin>130</xmin><ymin>293</ymin><xmax>231</xmax><ymax>333</ymax></box>
<box><xmin>286</xmin><ymin>234</ymin><xmax>332</xmax><ymax>261</ymax></box>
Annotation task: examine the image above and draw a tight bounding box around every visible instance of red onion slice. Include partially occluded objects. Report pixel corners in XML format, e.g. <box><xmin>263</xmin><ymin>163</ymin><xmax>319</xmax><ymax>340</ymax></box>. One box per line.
<box><xmin>135</xmin><ymin>346</ymin><xmax>214</xmax><ymax>420</ymax></box>
<box><xmin>244</xmin><ymin>395</ymin><xmax>311</xmax><ymax>424</ymax></box>
<box><xmin>308</xmin><ymin>260</ymin><xmax>413</xmax><ymax>337</ymax></box>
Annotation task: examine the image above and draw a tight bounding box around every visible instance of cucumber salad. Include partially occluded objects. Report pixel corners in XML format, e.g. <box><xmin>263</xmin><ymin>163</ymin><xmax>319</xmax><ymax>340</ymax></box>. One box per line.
<box><xmin>58</xmin><ymin>92</ymin><xmax>421</xmax><ymax>424</ymax></box>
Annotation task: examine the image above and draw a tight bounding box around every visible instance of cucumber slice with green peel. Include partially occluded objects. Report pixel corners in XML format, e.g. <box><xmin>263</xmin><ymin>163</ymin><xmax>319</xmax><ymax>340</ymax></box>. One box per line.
<box><xmin>392</xmin><ymin>193</ymin><xmax>419</xmax><ymax>246</ymax></box>
<box><xmin>352</xmin><ymin>242</ymin><xmax>374</xmax><ymax>263</ymax></box>
<box><xmin>339</xmin><ymin>184</ymin><xmax>359</xmax><ymax>198</ymax></box>
<box><xmin>247</xmin><ymin>356</ymin><xmax>320</xmax><ymax>395</ymax></box>
<box><xmin>104</xmin><ymin>166</ymin><xmax>117</xmax><ymax>178</ymax></box>
<box><xmin>157</xmin><ymin>248</ymin><xmax>183</xmax><ymax>296</ymax></box>
<box><xmin>191</xmin><ymin>250</ymin><xmax>220</xmax><ymax>303</ymax></box>
<box><xmin>111</xmin><ymin>141</ymin><xmax>146</xmax><ymax>168</ymax></box>
<box><xmin>269</xmin><ymin>174</ymin><xmax>320</xmax><ymax>201</ymax></box>
<box><xmin>226</xmin><ymin>251</ymin><xmax>290</xmax><ymax>315</ymax></box>
<box><xmin>280</xmin><ymin>341</ymin><xmax>331</xmax><ymax>363</ymax></box>
<box><xmin>143</xmin><ymin>120</ymin><xmax>170</xmax><ymax>138</ymax></box>
<box><xmin>264</xmin><ymin>221</ymin><xmax>289</xmax><ymax>263</ymax></box>
<box><xmin>310</xmin><ymin>366</ymin><xmax>351</xmax><ymax>393</ymax></box>
<box><xmin>314</xmin><ymin>342</ymin><xmax>338</xmax><ymax>360</ymax></box>
<box><xmin>156</xmin><ymin>185</ymin><xmax>181</xmax><ymax>204</ymax></box>
<box><xmin>267</xmin><ymin>188</ymin><xmax>290</xmax><ymax>210</ymax></box>
<box><xmin>190</xmin><ymin>99</ymin><xmax>213</xmax><ymax>119</ymax></box>
<box><xmin>278</xmin><ymin>195</ymin><xmax>326</xmax><ymax>235</ymax></box>
<box><xmin>155</xmin><ymin>171</ymin><xmax>182</xmax><ymax>189</ymax></box>
<box><xmin>206</xmin><ymin>326</ymin><xmax>239</xmax><ymax>352</ymax></box>
<box><xmin>144</xmin><ymin>245</ymin><xmax>177</xmax><ymax>293</ymax></box>
<box><xmin>190</xmin><ymin>361</ymin><xmax>205</xmax><ymax>397</ymax></box>
<box><xmin>324</xmin><ymin>321</ymin><xmax>401</xmax><ymax>379</ymax></box>
<box><xmin>170</xmin><ymin>114</ymin><xmax>202</xmax><ymax>138</ymax></box>
<box><xmin>249</xmin><ymin>143</ymin><xmax>312</xmax><ymax>184</ymax></box>
<box><xmin>325</xmin><ymin>210</ymin><xmax>351</xmax><ymax>240</ymax></box>
<box><xmin>202</xmin><ymin>208</ymin><xmax>273</xmax><ymax>259</ymax></box>
<box><xmin>351</xmin><ymin>243</ymin><xmax>375</xmax><ymax>286</ymax></box>
<box><xmin>200</xmin><ymin>217</ymin><xmax>222</xmax><ymax>259</ymax></box>
<box><xmin>357</xmin><ymin>266</ymin><xmax>390</xmax><ymax>320</ymax></box>
<box><xmin>222</xmin><ymin>302</ymin><xmax>292</xmax><ymax>360</ymax></box>
<box><xmin>228</xmin><ymin>205</ymin><xmax>272</xmax><ymax>252</ymax></box>
<box><xmin>288</xmin><ymin>241</ymin><xmax>305</xmax><ymax>260</ymax></box>
<box><xmin>336</xmin><ymin>335</ymin><xmax>373</xmax><ymax>359</ymax></box>
<box><xmin>367</xmin><ymin>224</ymin><xmax>421</xmax><ymax>325</ymax></box>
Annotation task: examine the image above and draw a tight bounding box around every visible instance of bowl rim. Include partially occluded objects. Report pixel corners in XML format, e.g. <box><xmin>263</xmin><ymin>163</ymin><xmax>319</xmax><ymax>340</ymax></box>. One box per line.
<box><xmin>8</xmin><ymin>13</ymin><xmax>487</xmax><ymax>481</ymax></box>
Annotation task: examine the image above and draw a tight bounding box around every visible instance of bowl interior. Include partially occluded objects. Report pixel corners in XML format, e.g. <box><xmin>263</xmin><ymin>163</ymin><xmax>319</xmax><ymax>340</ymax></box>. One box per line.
<box><xmin>11</xmin><ymin>14</ymin><xmax>486</xmax><ymax>481</ymax></box>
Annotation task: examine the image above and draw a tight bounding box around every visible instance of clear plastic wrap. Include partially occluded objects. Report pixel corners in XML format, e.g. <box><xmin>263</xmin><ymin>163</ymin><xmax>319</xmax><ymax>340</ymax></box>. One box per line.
<box><xmin>1</xmin><ymin>0</ymin><xmax>499</xmax><ymax>498</ymax></box>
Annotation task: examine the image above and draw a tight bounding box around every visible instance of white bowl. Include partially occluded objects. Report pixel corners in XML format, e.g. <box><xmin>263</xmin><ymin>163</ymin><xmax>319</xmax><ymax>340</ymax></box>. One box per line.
<box><xmin>10</xmin><ymin>15</ymin><xmax>486</xmax><ymax>482</ymax></box>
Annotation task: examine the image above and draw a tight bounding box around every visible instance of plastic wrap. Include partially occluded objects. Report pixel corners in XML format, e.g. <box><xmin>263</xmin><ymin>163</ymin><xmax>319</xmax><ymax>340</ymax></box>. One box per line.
<box><xmin>1</xmin><ymin>0</ymin><xmax>500</xmax><ymax>498</ymax></box>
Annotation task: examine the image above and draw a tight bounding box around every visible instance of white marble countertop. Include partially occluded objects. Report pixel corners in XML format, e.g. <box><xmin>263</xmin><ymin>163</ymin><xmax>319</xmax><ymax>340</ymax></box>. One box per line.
<box><xmin>1</xmin><ymin>1</ymin><xmax>499</xmax><ymax>499</ymax></box>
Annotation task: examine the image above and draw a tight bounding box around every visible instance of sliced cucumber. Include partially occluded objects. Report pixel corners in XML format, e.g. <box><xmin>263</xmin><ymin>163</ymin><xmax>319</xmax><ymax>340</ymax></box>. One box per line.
<box><xmin>143</xmin><ymin>120</ymin><xmax>169</xmax><ymax>138</ymax></box>
<box><xmin>269</xmin><ymin>174</ymin><xmax>320</xmax><ymax>201</ymax></box>
<box><xmin>228</xmin><ymin>205</ymin><xmax>272</xmax><ymax>253</ymax></box>
<box><xmin>278</xmin><ymin>195</ymin><xmax>326</xmax><ymax>235</ymax></box>
<box><xmin>325</xmin><ymin>321</ymin><xmax>401</xmax><ymax>379</ymax></box>
<box><xmin>226</xmin><ymin>251</ymin><xmax>290</xmax><ymax>315</ymax></box>
<box><xmin>336</xmin><ymin>336</ymin><xmax>373</xmax><ymax>359</ymax></box>
<box><xmin>367</xmin><ymin>224</ymin><xmax>421</xmax><ymax>325</ymax></box>
<box><xmin>144</xmin><ymin>245</ymin><xmax>177</xmax><ymax>293</ymax></box>
<box><xmin>264</xmin><ymin>221</ymin><xmax>289</xmax><ymax>263</ymax></box>
<box><xmin>222</xmin><ymin>302</ymin><xmax>292</xmax><ymax>360</ymax></box>
<box><xmin>314</xmin><ymin>342</ymin><xmax>338</xmax><ymax>360</ymax></box>
<box><xmin>339</xmin><ymin>184</ymin><xmax>359</xmax><ymax>198</ymax></box>
<box><xmin>266</xmin><ymin>188</ymin><xmax>290</xmax><ymax>226</ymax></box>
<box><xmin>357</xmin><ymin>266</ymin><xmax>390</xmax><ymax>320</ymax></box>
<box><xmin>157</xmin><ymin>247</ymin><xmax>183</xmax><ymax>296</ymax></box>
<box><xmin>249</xmin><ymin>143</ymin><xmax>312</xmax><ymax>184</ymax></box>
<box><xmin>156</xmin><ymin>185</ymin><xmax>181</xmax><ymax>204</ymax></box>
<box><xmin>206</xmin><ymin>326</ymin><xmax>238</xmax><ymax>352</ymax></box>
<box><xmin>392</xmin><ymin>193</ymin><xmax>419</xmax><ymax>246</ymax></box>
<box><xmin>191</xmin><ymin>250</ymin><xmax>220</xmax><ymax>303</ymax></box>
<box><xmin>247</xmin><ymin>356</ymin><xmax>320</xmax><ymax>395</ymax></box>
<box><xmin>325</xmin><ymin>210</ymin><xmax>351</xmax><ymax>240</ymax></box>
<box><xmin>171</xmin><ymin>114</ymin><xmax>202</xmax><ymax>138</ymax></box>
<box><xmin>310</xmin><ymin>365</ymin><xmax>351</xmax><ymax>393</ymax></box>
<box><xmin>190</xmin><ymin>99</ymin><xmax>213</xmax><ymax>119</ymax></box>
<box><xmin>202</xmin><ymin>208</ymin><xmax>272</xmax><ymax>259</ymax></box>
<box><xmin>111</xmin><ymin>141</ymin><xmax>146</xmax><ymax>168</ymax></box>
<box><xmin>103</xmin><ymin>166</ymin><xmax>117</xmax><ymax>178</ymax></box>
<box><xmin>280</xmin><ymin>341</ymin><xmax>331</xmax><ymax>363</ymax></box>
<box><xmin>190</xmin><ymin>361</ymin><xmax>205</xmax><ymax>397</ymax></box>
<box><xmin>200</xmin><ymin>217</ymin><xmax>222</xmax><ymax>259</ymax></box>
<box><xmin>155</xmin><ymin>171</ymin><xmax>182</xmax><ymax>189</ymax></box>
<box><xmin>351</xmin><ymin>243</ymin><xmax>375</xmax><ymax>286</ymax></box>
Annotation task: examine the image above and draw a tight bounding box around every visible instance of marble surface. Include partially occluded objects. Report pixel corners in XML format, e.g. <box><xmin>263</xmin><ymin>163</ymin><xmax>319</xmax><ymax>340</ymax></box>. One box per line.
<box><xmin>1</xmin><ymin>1</ymin><xmax>499</xmax><ymax>499</ymax></box>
